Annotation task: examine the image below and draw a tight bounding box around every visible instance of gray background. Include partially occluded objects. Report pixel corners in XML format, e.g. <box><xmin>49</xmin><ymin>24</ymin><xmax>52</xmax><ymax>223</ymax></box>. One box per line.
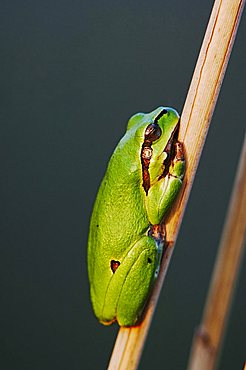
<box><xmin>1</xmin><ymin>1</ymin><xmax>245</xmax><ymax>369</ymax></box>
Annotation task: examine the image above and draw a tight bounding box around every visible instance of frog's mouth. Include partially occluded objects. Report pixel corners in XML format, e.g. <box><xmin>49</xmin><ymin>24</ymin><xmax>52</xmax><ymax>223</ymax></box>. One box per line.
<box><xmin>141</xmin><ymin>120</ymin><xmax>180</xmax><ymax>194</ymax></box>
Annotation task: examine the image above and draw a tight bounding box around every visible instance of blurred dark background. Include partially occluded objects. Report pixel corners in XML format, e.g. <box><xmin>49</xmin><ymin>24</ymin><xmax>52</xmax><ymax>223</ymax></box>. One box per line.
<box><xmin>1</xmin><ymin>1</ymin><xmax>245</xmax><ymax>369</ymax></box>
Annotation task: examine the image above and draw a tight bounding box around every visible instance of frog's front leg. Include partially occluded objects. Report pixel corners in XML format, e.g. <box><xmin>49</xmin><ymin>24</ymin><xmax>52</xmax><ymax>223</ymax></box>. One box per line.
<box><xmin>145</xmin><ymin>141</ymin><xmax>185</xmax><ymax>226</ymax></box>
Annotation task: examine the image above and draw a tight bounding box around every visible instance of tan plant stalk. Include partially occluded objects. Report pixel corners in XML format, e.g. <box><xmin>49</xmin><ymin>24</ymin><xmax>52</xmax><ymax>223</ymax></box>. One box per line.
<box><xmin>108</xmin><ymin>0</ymin><xmax>245</xmax><ymax>369</ymax></box>
<box><xmin>187</xmin><ymin>134</ymin><xmax>246</xmax><ymax>370</ymax></box>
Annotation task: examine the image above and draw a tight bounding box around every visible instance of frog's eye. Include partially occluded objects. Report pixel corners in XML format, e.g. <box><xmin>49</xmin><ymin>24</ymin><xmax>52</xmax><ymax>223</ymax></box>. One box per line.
<box><xmin>144</xmin><ymin>123</ymin><xmax>162</xmax><ymax>142</ymax></box>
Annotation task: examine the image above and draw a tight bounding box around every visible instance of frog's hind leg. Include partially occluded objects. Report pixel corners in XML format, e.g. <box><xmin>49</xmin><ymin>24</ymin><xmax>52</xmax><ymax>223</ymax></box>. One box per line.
<box><xmin>113</xmin><ymin>236</ymin><xmax>160</xmax><ymax>326</ymax></box>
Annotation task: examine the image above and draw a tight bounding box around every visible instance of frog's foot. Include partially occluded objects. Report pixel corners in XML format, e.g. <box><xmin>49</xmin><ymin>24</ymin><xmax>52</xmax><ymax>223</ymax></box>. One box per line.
<box><xmin>169</xmin><ymin>141</ymin><xmax>185</xmax><ymax>179</ymax></box>
<box><xmin>148</xmin><ymin>221</ymin><xmax>166</xmax><ymax>248</ymax></box>
<box><xmin>175</xmin><ymin>141</ymin><xmax>184</xmax><ymax>160</ymax></box>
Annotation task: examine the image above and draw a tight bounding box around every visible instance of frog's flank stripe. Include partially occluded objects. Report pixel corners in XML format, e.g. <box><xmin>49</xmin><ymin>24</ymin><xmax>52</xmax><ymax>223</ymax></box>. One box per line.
<box><xmin>141</xmin><ymin>144</ymin><xmax>151</xmax><ymax>194</ymax></box>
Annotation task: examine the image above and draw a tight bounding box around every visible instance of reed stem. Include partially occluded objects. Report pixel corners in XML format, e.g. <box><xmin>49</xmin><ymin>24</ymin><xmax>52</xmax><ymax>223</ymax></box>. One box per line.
<box><xmin>187</xmin><ymin>135</ymin><xmax>246</xmax><ymax>370</ymax></box>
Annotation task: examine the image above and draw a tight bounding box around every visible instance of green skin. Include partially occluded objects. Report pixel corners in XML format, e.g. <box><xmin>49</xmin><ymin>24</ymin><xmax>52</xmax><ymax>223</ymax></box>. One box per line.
<box><xmin>88</xmin><ymin>107</ymin><xmax>185</xmax><ymax>326</ymax></box>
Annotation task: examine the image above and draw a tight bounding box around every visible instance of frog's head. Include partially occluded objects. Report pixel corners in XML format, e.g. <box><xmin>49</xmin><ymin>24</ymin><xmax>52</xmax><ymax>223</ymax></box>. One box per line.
<box><xmin>145</xmin><ymin>106</ymin><xmax>179</xmax><ymax>142</ymax></box>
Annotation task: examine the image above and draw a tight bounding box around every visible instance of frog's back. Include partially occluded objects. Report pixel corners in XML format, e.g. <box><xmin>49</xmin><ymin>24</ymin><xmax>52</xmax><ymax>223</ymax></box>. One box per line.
<box><xmin>89</xmin><ymin>132</ymin><xmax>148</xmax><ymax>254</ymax></box>
<box><xmin>87</xmin><ymin>130</ymin><xmax>149</xmax><ymax>299</ymax></box>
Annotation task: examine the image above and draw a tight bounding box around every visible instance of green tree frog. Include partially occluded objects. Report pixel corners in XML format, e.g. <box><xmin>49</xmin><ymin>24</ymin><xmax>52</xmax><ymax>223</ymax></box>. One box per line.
<box><xmin>87</xmin><ymin>106</ymin><xmax>185</xmax><ymax>326</ymax></box>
